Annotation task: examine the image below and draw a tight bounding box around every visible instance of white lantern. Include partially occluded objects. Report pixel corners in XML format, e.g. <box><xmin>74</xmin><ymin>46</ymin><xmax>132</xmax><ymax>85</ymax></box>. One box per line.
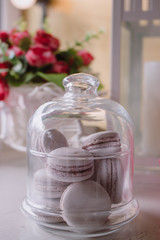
<box><xmin>111</xmin><ymin>0</ymin><xmax>160</xmax><ymax>158</ymax></box>
<box><xmin>10</xmin><ymin>0</ymin><xmax>37</xmax><ymax>9</ymax></box>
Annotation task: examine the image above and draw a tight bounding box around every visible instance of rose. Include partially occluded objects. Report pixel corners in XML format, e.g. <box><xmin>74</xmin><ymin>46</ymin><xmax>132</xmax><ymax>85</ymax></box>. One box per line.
<box><xmin>9</xmin><ymin>29</ymin><xmax>31</xmax><ymax>51</ymax></box>
<box><xmin>77</xmin><ymin>50</ymin><xmax>94</xmax><ymax>65</ymax></box>
<box><xmin>34</xmin><ymin>30</ymin><xmax>60</xmax><ymax>52</ymax></box>
<box><xmin>8</xmin><ymin>46</ymin><xmax>24</xmax><ymax>57</ymax></box>
<box><xmin>0</xmin><ymin>31</ymin><xmax>9</xmax><ymax>43</ymax></box>
<box><xmin>52</xmin><ymin>61</ymin><xmax>69</xmax><ymax>73</ymax></box>
<box><xmin>0</xmin><ymin>76</ymin><xmax>9</xmax><ymax>100</ymax></box>
<box><xmin>0</xmin><ymin>62</ymin><xmax>11</xmax><ymax>69</ymax></box>
<box><xmin>9</xmin><ymin>29</ymin><xmax>30</xmax><ymax>45</ymax></box>
<box><xmin>26</xmin><ymin>44</ymin><xmax>56</xmax><ymax>67</ymax></box>
<box><xmin>0</xmin><ymin>62</ymin><xmax>11</xmax><ymax>77</ymax></box>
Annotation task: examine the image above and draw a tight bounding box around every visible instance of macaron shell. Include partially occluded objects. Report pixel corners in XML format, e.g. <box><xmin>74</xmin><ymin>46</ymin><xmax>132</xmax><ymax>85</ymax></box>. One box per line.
<box><xmin>34</xmin><ymin>195</ymin><xmax>61</xmax><ymax>210</ymax></box>
<box><xmin>60</xmin><ymin>180</ymin><xmax>111</xmax><ymax>228</ymax></box>
<box><xmin>96</xmin><ymin>159</ymin><xmax>124</xmax><ymax>204</ymax></box>
<box><xmin>82</xmin><ymin>131</ymin><xmax>120</xmax><ymax>149</ymax></box>
<box><xmin>41</xmin><ymin>129</ymin><xmax>69</xmax><ymax>153</ymax></box>
<box><xmin>86</xmin><ymin>146</ymin><xmax>121</xmax><ymax>157</ymax></box>
<box><xmin>46</xmin><ymin>162</ymin><xmax>94</xmax><ymax>183</ymax></box>
<box><xmin>31</xmin><ymin>212</ymin><xmax>63</xmax><ymax>223</ymax></box>
<box><xmin>112</xmin><ymin>159</ymin><xmax>124</xmax><ymax>203</ymax></box>
<box><xmin>33</xmin><ymin>169</ymin><xmax>69</xmax><ymax>198</ymax></box>
<box><xmin>32</xmin><ymin>203</ymin><xmax>64</xmax><ymax>223</ymax></box>
<box><xmin>48</xmin><ymin>147</ymin><xmax>93</xmax><ymax>161</ymax></box>
<box><xmin>46</xmin><ymin>147</ymin><xmax>94</xmax><ymax>182</ymax></box>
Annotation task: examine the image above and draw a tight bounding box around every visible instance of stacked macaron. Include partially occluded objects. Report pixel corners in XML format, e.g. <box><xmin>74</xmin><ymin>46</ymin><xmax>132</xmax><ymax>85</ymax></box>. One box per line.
<box><xmin>33</xmin><ymin>169</ymin><xmax>69</xmax><ymax>223</ymax></box>
<box><xmin>82</xmin><ymin>131</ymin><xmax>121</xmax><ymax>156</ymax></box>
<box><xmin>82</xmin><ymin>131</ymin><xmax>124</xmax><ymax>204</ymax></box>
<box><xmin>32</xmin><ymin>128</ymin><xmax>124</xmax><ymax>231</ymax></box>
<box><xmin>46</xmin><ymin>147</ymin><xmax>94</xmax><ymax>182</ymax></box>
<box><xmin>33</xmin><ymin>128</ymin><xmax>69</xmax><ymax>222</ymax></box>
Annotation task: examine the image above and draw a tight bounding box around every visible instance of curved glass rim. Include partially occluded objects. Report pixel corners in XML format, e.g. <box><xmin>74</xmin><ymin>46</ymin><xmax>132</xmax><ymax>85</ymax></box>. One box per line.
<box><xmin>29</xmin><ymin>144</ymin><xmax>130</xmax><ymax>160</ymax></box>
<box><xmin>21</xmin><ymin>198</ymin><xmax>139</xmax><ymax>237</ymax></box>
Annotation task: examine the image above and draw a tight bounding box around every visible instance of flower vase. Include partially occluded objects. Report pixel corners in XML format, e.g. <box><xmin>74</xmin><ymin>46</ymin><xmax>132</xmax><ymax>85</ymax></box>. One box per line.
<box><xmin>0</xmin><ymin>82</ymin><xmax>64</xmax><ymax>152</ymax></box>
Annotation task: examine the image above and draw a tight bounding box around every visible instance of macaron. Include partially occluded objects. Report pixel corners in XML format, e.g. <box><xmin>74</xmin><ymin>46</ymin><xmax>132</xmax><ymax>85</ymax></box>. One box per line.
<box><xmin>35</xmin><ymin>129</ymin><xmax>69</xmax><ymax>153</ymax></box>
<box><xmin>46</xmin><ymin>147</ymin><xmax>94</xmax><ymax>182</ymax></box>
<box><xmin>60</xmin><ymin>180</ymin><xmax>111</xmax><ymax>229</ymax></box>
<box><xmin>31</xmin><ymin>197</ymin><xmax>63</xmax><ymax>223</ymax></box>
<box><xmin>31</xmin><ymin>211</ymin><xmax>63</xmax><ymax>223</ymax></box>
<box><xmin>96</xmin><ymin>158</ymin><xmax>124</xmax><ymax>204</ymax></box>
<box><xmin>33</xmin><ymin>169</ymin><xmax>69</xmax><ymax>198</ymax></box>
<box><xmin>82</xmin><ymin>131</ymin><xmax>121</xmax><ymax>157</ymax></box>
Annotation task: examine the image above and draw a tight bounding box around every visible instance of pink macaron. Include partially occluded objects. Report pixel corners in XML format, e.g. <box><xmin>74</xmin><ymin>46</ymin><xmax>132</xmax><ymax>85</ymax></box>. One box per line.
<box><xmin>46</xmin><ymin>147</ymin><xmax>94</xmax><ymax>182</ymax></box>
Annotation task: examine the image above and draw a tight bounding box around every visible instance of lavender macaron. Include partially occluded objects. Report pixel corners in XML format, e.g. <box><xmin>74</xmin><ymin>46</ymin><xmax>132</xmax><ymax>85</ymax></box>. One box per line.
<box><xmin>46</xmin><ymin>147</ymin><xmax>94</xmax><ymax>182</ymax></box>
<box><xmin>33</xmin><ymin>169</ymin><xmax>69</xmax><ymax>199</ymax></box>
<box><xmin>33</xmin><ymin>169</ymin><xmax>68</xmax><ymax>223</ymax></box>
<box><xmin>60</xmin><ymin>180</ymin><xmax>111</xmax><ymax>230</ymax></box>
<box><xmin>96</xmin><ymin>158</ymin><xmax>124</xmax><ymax>204</ymax></box>
<box><xmin>35</xmin><ymin>129</ymin><xmax>69</xmax><ymax>153</ymax></box>
<box><xmin>82</xmin><ymin>131</ymin><xmax>121</xmax><ymax>156</ymax></box>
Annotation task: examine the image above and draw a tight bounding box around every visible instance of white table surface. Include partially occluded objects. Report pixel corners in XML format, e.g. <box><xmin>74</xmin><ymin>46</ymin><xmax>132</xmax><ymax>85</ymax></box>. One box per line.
<box><xmin>0</xmin><ymin>144</ymin><xmax>160</xmax><ymax>240</ymax></box>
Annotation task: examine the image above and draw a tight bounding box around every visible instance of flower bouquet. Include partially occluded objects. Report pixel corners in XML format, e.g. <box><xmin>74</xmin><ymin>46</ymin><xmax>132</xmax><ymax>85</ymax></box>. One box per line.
<box><xmin>0</xmin><ymin>21</ymin><xmax>103</xmax><ymax>151</ymax></box>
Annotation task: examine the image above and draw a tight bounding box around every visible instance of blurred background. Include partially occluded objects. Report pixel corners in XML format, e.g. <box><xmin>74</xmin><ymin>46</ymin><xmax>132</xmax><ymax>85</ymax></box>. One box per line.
<box><xmin>1</xmin><ymin>0</ymin><xmax>160</xmax><ymax>159</ymax></box>
<box><xmin>0</xmin><ymin>0</ymin><xmax>111</xmax><ymax>93</ymax></box>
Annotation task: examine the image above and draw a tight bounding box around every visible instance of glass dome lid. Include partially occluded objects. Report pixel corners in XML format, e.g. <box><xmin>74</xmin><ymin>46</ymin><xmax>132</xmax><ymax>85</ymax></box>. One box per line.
<box><xmin>22</xmin><ymin>73</ymin><xmax>138</xmax><ymax>238</ymax></box>
<box><xmin>28</xmin><ymin>73</ymin><xmax>133</xmax><ymax>156</ymax></box>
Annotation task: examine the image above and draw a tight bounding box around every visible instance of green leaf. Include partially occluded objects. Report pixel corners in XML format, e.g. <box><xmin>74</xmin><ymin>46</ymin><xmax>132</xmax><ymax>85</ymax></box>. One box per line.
<box><xmin>19</xmin><ymin>37</ymin><xmax>31</xmax><ymax>52</ymax></box>
<box><xmin>12</xmin><ymin>60</ymin><xmax>23</xmax><ymax>73</ymax></box>
<box><xmin>56</xmin><ymin>48</ymin><xmax>77</xmax><ymax>62</ymax></box>
<box><xmin>84</xmin><ymin>33</ymin><xmax>92</xmax><ymax>42</ymax></box>
<box><xmin>6</xmin><ymin>72</ymin><xmax>25</xmax><ymax>87</ymax></box>
<box><xmin>37</xmin><ymin>72</ymin><xmax>67</xmax><ymax>88</ymax></box>
<box><xmin>98</xmin><ymin>82</ymin><xmax>104</xmax><ymax>90</ymax></box>
<box><xmin>14</xmin><ymin>18</ymin><xmax>27</xmax><ymax>31</ymax></box>
<box><xmin>75</xmin><ymin>41</ymin><xmax>82</xmax><ymax>46</ymax></box>
<box><xmin>42</xmin><ymin>18</ymin><xmax>52</xmax><ymax>33</ymax></box>
<box><xmin>0</xmin><ymin>40</ymin><xmax>9</xmax><ymax>62</ymax></box>
<box><xmin>23</xmin><ymin>72</ymin><xmax>36</xmax><ymax>83</ymax></box>
<box><xmin>11</xmin><ymin>56</ymin><xmax>28</xmax><ymax>74</ymax></box>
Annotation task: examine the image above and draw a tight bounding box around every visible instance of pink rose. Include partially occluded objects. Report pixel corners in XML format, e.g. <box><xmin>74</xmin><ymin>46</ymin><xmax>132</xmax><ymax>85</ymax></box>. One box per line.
<box><xmin>77</xmin><ymin>50</ymin><xmax>94</xmax><ymax>65</ymax></box>
<box><xmin>8</xmin><ymin>46</ymin><xmax>24</xmax><ymax>56</ymax></box>
<box><xmin>9</xmin><ymin>29</ymin><xmax>31</xmax><ymax>48</ymax></box>
<box><xmin>26</xmin><ymin>44</ymin><xmax>56</xmax><ymax>67</ymax></box>
<box><xmin>0</xmin><ymin>31</ymin><xmax>9</xmax><ymax>43</ymax></box>
<box><xmin>34</xmin><ymin>30</ymin><xmax>60</xmax><ymax>51</ymax></box>
<box><xmin>52</xmin><ymin>61</ymin><xmax>69</xmax><ymax>73</ymax></box>
<box><xmin>0</xmin><ymin>76</ymin><xmax>9</xmax><ymax>101</ymax></box>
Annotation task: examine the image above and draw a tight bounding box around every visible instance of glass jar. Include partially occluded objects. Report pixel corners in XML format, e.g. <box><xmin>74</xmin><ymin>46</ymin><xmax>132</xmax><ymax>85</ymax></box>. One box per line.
<box><xmin>21</xmin><ymin>73</ymin><xmax>139</xmax><ymax>237</ymax></box>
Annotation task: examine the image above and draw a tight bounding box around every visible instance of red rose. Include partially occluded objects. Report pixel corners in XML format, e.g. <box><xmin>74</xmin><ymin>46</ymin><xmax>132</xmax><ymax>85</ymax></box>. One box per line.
<box><xmin>0</xmin><ymin>62</ymin><xmax>11</xmax><ymax>76</ymax></box>
<box><xmin>0</xmin><ymin>62</ymin><xmax>11</xmax><ymax>69</ymax></box>
<box><xmin>8</xmin><ymin>46</ymin><xmax>24</xmax><ymax>56</ymax></box>
<box><xmin>9</xmin><ymin>29</ymin><xmax>31</xmax><ymax>48</ymax></box>
<box><xmin>0</xmin><ymin>31</ymin><xmax>9</xmax><ymax>43</ymax></box>
<box><xmin>34</xmin><ymin>30</ymin><xmax>60</xmax><ymax>51</ymax></box>
<box><xmin>77</xmin><ymin>50</ymin><xmax>94</xmax><ymax>65</ymax></box>
<box><xmin>26</xmin><ymin>44</ymin><xmax>56</xmax><ymax>67</ymax></box>
<box><xmin>0</xmin><ymin>77</ymin><xmax>9</xmax><ymax>101</ymax></box>
<box><xmin>52</xmin><ymin>61</ymin><xmax>69</xmax><ymax>73</ymax></box>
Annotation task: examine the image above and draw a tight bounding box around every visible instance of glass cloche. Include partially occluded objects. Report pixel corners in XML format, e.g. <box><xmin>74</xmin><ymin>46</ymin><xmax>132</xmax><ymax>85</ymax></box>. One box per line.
<box><xmin>21</xmin><ymin>73</ymin><xmax>139</xmax><ymax>237</ymax></box>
